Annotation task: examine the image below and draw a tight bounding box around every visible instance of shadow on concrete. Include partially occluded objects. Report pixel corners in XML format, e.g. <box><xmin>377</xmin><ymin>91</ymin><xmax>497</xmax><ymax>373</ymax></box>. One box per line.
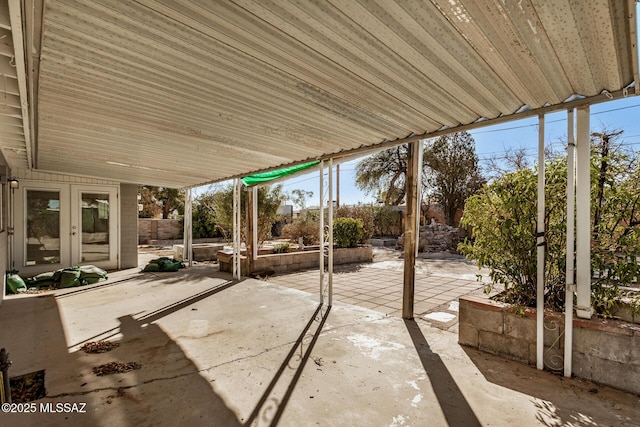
<box><xmin>52</xmin><ymin>265</ymin><xmax>230</xmax><ymax>301</ymax></box>
<box><xmin>68</xmin><ymin>278</ymin><xmax>238</xmax><ymax>349</ymax></box>
<box><xmin>244</xmin><ymin>303</ymin><xmax>330</xmax><ymax>427</ymax></box>
<box><xmin>404</xmin><ymin>319</ymin><xmax>481</xmax><ymax>427</ymax></box>
<box><xmin>0</xmin><ymin>290</ymin><xmax>243</xmax><ymax>426</ymax></box>
<box><xmin>461</xmin><ymin>346</ymin><xmax>640</xmax><ymax>427</ymax></box>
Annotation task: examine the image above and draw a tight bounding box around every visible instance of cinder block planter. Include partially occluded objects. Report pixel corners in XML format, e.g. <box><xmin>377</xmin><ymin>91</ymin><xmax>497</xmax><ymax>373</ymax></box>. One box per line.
<box><xmin>218</xmin><ymin>245</ymin><xmax>373</xmax><ymax>276</ymax></box>
<box><xmin>459</xmin><ymin>295</ymin><xmax>640</xmax><ymax>395</ymax></box>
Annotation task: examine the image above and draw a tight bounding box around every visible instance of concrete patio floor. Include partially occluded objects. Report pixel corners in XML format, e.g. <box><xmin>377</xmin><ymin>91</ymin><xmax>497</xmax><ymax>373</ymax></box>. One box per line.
<box><xmin>265</xmin><ymin>248</ymin><xmax>489</xmax><ymax>331</ymax></box>
<box><xmin>1</xmin><ymin>260</ymin><xmax>639</xmax><ymax>426</ymax></box>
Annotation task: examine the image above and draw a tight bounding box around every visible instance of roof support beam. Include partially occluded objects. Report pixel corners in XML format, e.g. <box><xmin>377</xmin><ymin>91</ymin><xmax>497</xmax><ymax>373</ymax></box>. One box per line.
<box><xmin>402</xmin><ymin>141</ymin><xmax>421</xmax><ymax>320</ymax></box>
<box><xmin>8</xmin><ymin>0</ymin><xmax>32</xmax><ymax>168</ymax></box>
<box><xmin>575</xmin><ymin>106</ymin><xmax>592</xmax><ymax>319</ymax></box>
<box><xmin>536</xmin><ymin>114</ymin><xmax>545</xmax><ymax>371</ymax></box>
<box><xmin>564</xmin><ymin>109</ymin><xmax>576</xmax><ymax>378</ymax></box>
<box><xmin>215</xmin><ymin>90</ymin><xmax>633</xmax><ymax>187</ymax></box>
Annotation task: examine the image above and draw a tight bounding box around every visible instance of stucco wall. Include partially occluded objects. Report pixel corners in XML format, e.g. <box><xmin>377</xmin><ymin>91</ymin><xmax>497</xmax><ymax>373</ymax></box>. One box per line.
<box><xmin>120</xmin><ymin>184</ymin><xmax>139</xmax><ymax>269</ymax></box>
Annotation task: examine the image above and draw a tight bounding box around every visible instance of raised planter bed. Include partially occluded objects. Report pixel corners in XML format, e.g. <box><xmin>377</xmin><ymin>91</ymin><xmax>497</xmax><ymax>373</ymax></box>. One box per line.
<box><xmin>459</xmin><ymin>295</ymin><xmax>640</xmax><ymax>395</ymax></box>
<box><xmin>218</xmin><ymin>245</ymin><xmax>373</xmax><ymax>276</ymax></box>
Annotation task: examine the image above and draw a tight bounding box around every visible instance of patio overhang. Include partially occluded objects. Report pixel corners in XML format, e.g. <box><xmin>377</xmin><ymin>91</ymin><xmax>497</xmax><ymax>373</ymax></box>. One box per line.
<box><xmin>0</xmin><ymin>0</ymin><xmax>637</xmax><ymax>188</ymax></box>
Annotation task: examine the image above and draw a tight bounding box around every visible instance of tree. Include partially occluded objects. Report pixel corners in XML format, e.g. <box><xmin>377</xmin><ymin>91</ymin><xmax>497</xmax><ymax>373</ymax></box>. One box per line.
<box><xmin>191</xmin><ymin>190</ymin><xmax>219</xmax><ymax>238</ymax></box>
<box><xmin>355</xmin><ymin>145</ymin><xmax>408</xmax><ymax>205</ymax></box>
<box><xmin>138</xmin><ymin>186</ymin><xmax>161</xmax><ymax>218</ymax></box>
<box><xmin>138</xmin><ymin>186</ymin><xmax>184</xmax><ymax>219</ymax></box>
<box><xmin>460</xmin><ymin>130</ymin><xmax>640</xmax><ymax>314</ymax></box>
<box><xmin>423</xmin><ymin>132</ymin><xmax>485</xmax><ymax>225</ymax></box>
<box><xmin>207</xmin><ymin>184</ymin><xmax>284</xmax><ymax>242</ymax></box>
<box><xmin>289</xmin><ymin>189</ymin><xmax>313</xmax><ymax>210</ymax></box>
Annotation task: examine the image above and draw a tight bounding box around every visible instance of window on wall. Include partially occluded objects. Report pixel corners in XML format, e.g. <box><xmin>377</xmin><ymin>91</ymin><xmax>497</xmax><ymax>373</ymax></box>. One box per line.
<box><xmin>26</xmin><ymin>190</ymin><xmax>61</xmax><ymax>265</ymax></box>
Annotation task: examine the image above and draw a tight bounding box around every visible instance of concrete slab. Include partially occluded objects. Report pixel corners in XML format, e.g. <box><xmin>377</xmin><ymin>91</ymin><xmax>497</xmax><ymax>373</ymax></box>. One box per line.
<box><xmin>0</xmin><ymin>267</ymin><xmax>638</xmax><ymax>426</ymax></box>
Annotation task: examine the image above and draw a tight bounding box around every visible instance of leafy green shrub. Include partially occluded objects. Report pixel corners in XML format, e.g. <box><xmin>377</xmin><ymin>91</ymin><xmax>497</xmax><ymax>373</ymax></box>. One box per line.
<box><xmin>333</xmin><ymin>218</ymin><xmax>365</xmax><ymax>248</ymax></box>
<box><xmin>335</xmin><ymin>205</ymin><xmax>374</xmax><ymax>241</ymax></box>
<box><xmin>460</xmin><ymin>140</ymin><xmax>640</xmax><ymax>315</ymax></box>
<box><xmin>372</xmin><ymin>205</ymin><xmax>402</xmax><ymax>237</ymax></box>
<box><xmin>273</xmin><ymin>243</ymin><xmax>290</xmax><ymax>254</ymax></box>
<box><xmin>281</xmin><ymin>212</ymin><xmax>319</xmax><ymax>245</ymax></box>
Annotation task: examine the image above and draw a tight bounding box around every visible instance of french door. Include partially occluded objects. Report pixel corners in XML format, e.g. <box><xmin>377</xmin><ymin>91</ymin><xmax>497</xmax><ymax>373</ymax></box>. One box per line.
<box><xmin>15</xmin><ymin>182</ymin><xmax>119</xmax><ymax>276</ymax></box>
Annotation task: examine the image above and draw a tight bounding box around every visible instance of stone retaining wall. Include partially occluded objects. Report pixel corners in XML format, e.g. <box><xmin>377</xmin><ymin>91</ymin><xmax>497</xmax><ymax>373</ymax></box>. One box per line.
<box><xmin>218</xmin><ymin>245</ymin><xmax>373</xmax><ymax>276</ymax></box>
<box><xmin>459</xmin><ymin>295</ymin><xmax>640</xmax><ymax>395</ymax></box>
<box><xmin>398</xmin><ymin>220</ymin><xmax>460</xmax><ymax>252</ymax></box>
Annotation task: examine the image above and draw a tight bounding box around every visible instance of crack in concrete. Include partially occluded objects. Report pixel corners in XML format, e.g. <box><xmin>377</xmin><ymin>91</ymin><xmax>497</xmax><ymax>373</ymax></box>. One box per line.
<box><xmin>49</xmin><ymin>310</ymin><xmax>399</xmax><ymax>400</ymax></box>
<box><xmin>47</xmin><ymin>370</ymin><xmax>206</xmax><ymax>399</ymax></box>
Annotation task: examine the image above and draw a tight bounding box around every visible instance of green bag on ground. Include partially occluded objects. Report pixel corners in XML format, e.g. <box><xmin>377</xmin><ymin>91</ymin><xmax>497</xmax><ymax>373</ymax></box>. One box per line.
<box><xmin>142</xmin><ymin>257</ymin><xmax>185</xmax><ymax>272</ymax></box>
<box><xmin>142</xmin><ymin>262</ymin><xmax>160</xmax><ymax>272</ymax></box>
<box><xmin>26</xmin><ymin>272</ymin><xmax>57</xmax><ymax>289</ymax></box>
<box><xmin>59</xmin><ymin>269</ymin><xmax>81</xmax><ymax>289</ymax></box>
<box><xmin>78</xmin><ymin>265</ymin><xmax>108</xmax><ymax>285</ymax></box>
<box><xmin>6</xmin><ymin>272</ymin><xmax>27</xmax><ymax>294</ymax></box>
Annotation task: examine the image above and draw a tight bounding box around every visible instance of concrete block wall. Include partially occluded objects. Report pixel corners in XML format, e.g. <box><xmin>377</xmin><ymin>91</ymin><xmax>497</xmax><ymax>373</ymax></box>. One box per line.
<box><xmin>219</xmin><ymin>246</ymin><xmax>373</xmax><ymax>275</ymax></box>
<box><xmin>138</xmin><ymin>219</ymin><xmax>182</xmax><ymax>244</ymax></box>
<box><xmin>459</xmin><ymin>295</ymin><xmax>640</xmax><ymax>395</ymax></box>
<box><xmin>120</xmin><ymin>184</ymin><xmax>139</xmax><ymax>268</ymax></box>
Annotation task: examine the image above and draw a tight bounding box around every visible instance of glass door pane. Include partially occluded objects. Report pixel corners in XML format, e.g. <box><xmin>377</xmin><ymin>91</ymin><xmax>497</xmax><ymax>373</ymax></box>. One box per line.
<box><xmin>26</xmin><ymin>190</ymin><xmax>61</xmax><ymax>266</ymax></box>
<box><xmin>80</xmin><ymin>193</ymin><xmax>110</xmax><ymax>262</ymax></box>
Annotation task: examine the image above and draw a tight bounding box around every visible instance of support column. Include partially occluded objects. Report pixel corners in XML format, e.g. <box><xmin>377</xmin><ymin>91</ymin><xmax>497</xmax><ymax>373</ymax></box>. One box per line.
<box><xmin>576</xmin><ymin>106</ymin><xmax>592</xmax><ymax>319</ymax></box>
<box><xmin>415</xmin><ymin>140</ymin><xmax>424</xmax><ymax>252</ymax></box>
<box><xmin>536</xmin><ymin>114</ymin><xmax>545</xmax><ymax>371</ymax></box>
<box><xmin>252</xmin><ymin>186</ymin><xmax>258</xmax><ymax>261</ymax></box>
<box><xmin>319</xmin><ymin>162</ymin><xmax>324</xmax><ymax>304</ymax></box>
<box><xmin>245</xmin><ymin>186</ymin><xmax>255</xmax><ymax>274</ymax></box>
<box><xmin>328</xmin><ymin>159</ymin><xmax>334</xmax><ymax>306</ymax></box>
<box><xmin>183</xmin><ymin>188</ymin><xmax>193</xmax><ymax>267</ymax></box>
<box><xmin>403</xmin><ymin>142</ymin><xmax>420</xmax><ymax>319</ymax></box>
<box><xmin>232</xmin><ymin>178</ymin><xmax>241</xmax><ymax>280</ymax></box>
<box><xmin>565</xmin><ymin>109</ymin><xmax>576</xmax><ymax>377</ymax></box>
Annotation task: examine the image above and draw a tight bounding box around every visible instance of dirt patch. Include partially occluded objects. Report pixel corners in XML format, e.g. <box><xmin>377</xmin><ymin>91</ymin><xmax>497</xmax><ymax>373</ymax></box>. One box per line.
<box><xmin>10</xmin><ymin>370</ymin><xmax>46</xmax><ymax>403</ymax></box>
<box><xmin>81</xmin><ymin>341</ymin><xmax>120</xmax><ymax>354</ymax></box>
<box><xmin>92</xmin><ymin>362</ymin><xmax>141</xmax><ymax>376</ymax></box>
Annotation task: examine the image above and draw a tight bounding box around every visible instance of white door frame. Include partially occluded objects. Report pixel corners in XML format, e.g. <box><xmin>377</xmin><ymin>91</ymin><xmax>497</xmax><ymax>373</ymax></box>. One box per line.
<box><xmin>14</xmin><ymin>181</ymin><xmax>71</xmax><ymax>276</ymax></box>
<box><xmin>70</xmin><ymin>185</ymin><xmax>119</xmax><ymax>270</ymax></box>
<box><xmin>14</xmin><ymin>181</ymin><xmax>119</xmax><ymax>276</ymax></box>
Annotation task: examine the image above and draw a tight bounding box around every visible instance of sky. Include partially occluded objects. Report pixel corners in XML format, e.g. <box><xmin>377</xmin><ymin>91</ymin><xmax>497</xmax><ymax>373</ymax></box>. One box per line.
<box><xmin>249</xmin><ymin>96</ymin><xmax>640</xmax><ymax>207</ymax></box>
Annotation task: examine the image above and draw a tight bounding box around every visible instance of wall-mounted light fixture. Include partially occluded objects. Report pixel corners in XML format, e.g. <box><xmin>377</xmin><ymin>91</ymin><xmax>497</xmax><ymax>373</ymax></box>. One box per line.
<box><xmin>8</xmin><ymin>178</ymin><xmax>19</xmax><ymax>189</ymax></box>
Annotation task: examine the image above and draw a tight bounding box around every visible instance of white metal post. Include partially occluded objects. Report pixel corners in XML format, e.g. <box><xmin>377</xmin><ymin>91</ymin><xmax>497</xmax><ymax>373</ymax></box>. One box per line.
<box><xmin>415</xmin><ymin>140</ymin><xmax>424</xmax><ymax>257</ymax></box>
<box><xmin>237</xmin><ymin>180</ymin><xmax>242</xmax><ymax>279</ymax></box>
<box><xmin>232</xmin><ymin>178</ymin><xmax>241</xmax><ymax>280</ymax></box>
<box><xmin>252</xmin><ymin>186</ymin><xmax>258</xmax><ymax>261</ymax></box>
<box><xmin>232</xmin><ymin>179</ymin><xmax>237</xmax><ymax>279</ymax></box>
<box><xmin>319</xmin><ymin>161</ymin><xmax>324</xmax><ymax>304</ymax></box>
<box><xmin>576</xmin><ymin>106</ymin><xmax>592</xmax><ymax>319</ymax></box>
<box><xmin>564</xmin><ymin>109</ymin><xmax>576</xmax><ymax>377</ymax></box>
<box><xmin>328</xmin><ymin>158</ymin><xmax>334</xmax><ymax>306</ymax></box>
<box><xmin>536</xmin><ymin>114</ymin><xmax>545</xmax><ymax>371</ymax></box>
<box><xmin>183</xmin><ymin>188</ymin><xmax>193</xmax><ymax>267</ymax></box>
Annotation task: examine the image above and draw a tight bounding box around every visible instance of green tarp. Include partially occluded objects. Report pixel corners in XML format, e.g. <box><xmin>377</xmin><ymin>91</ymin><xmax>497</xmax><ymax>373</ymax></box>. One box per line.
<box><xmin>241</xmin><ymin>161</ymin><xmax>320</xmax><ymax>187</ymax></box>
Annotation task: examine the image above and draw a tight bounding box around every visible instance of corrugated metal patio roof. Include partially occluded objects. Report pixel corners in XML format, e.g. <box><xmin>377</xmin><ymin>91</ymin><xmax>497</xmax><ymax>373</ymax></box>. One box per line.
<box><xmin>1</xmin><ymin>0</ymin><xmax>638</xmax><ymax>187</ymax></box>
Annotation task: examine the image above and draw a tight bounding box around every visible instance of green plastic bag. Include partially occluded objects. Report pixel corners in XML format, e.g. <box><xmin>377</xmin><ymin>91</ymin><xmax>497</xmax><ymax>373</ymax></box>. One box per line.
<box><xmin>143</xmin><ymin>257</ymin><xmax>185</xmax><ymax>273</ymax></box>
<box><xmin>26</xmin><ymin>272</ymin><xmax>57</xmax><ymax>289</ymax></box>
<box><xmin>59</xmin><ymin>269</ymin><xmax>81</xmax><ymax>289</ymax></box>
<box><xmin>78</xmin><ymin>265</ymin><xmax>108</xmax><ymax>285</ymax></box>
<box><xmin>6</xmin><ymin>272</ymin><xmax>27</xmax><ymax>294</ymax></box>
